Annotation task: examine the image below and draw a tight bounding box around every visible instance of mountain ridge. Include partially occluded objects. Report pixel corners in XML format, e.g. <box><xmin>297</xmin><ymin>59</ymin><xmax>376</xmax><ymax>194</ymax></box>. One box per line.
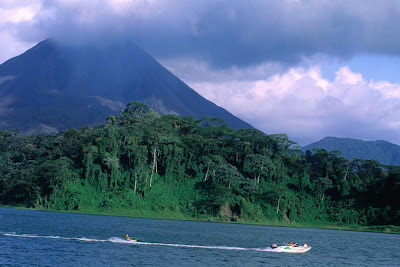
<box><xmin>302</xmin><ymin>136</ymin><xmax>400</xmax><ymax>166</ymax></box>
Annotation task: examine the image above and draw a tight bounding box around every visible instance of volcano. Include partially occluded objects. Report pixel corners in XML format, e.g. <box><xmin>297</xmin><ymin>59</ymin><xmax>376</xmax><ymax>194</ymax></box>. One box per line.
<box><xmin>0</xmin><ymin>39</ymin><xmax>252</xmax><ymax>134</ymax></box>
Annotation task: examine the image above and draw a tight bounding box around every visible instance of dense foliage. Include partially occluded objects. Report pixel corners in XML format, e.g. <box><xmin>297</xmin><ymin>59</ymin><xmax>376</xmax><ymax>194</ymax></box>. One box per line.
<box><xmin>1</xmin><ymin>102</ymin><xmax>399</xmax><ymax>226</ymax></box>
<box><xmin>302</xmin><ymin>136</ymin><xmax>400</xmax><ymax>166</ymax></box>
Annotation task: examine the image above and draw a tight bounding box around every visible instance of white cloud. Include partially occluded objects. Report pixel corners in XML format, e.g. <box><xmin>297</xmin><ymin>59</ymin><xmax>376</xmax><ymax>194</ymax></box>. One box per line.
<box><xmin>0</xmin><ymin>31</ymin><xmax>36</xmax><ymax>64</ymax></box>
<box><xmin>334</xmin><ymin>66</ymin><xmax>363</xmax><ymax>85</ymax></box>
<box><xmin>0</xmin><ymin>1</ymin><xmax>40</xmax><ymax>63</ymax></box>
<box><xmin>0</xmin><ymin>6</ymin><xmax>37</xmax><ymax>23</ymax></box>
<box><xmin>185</xmin><ymin>66</ymin><xmax>400</xmax><ymax>145</ymax></box>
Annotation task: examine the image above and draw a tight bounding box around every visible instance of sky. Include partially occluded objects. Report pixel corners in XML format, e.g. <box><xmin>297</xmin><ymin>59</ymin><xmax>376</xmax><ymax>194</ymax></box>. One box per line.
<box><xmin>2</xmin><ymin>0</ymin><xmax>400</xmax><ymax>145</ymax></box>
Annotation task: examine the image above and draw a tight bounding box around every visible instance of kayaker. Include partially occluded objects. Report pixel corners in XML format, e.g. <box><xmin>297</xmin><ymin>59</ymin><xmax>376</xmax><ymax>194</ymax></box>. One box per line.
<box><xmin>125</xmin><ymin>233</ymin><xmax>131</xmax><ymax>241</ymax></box>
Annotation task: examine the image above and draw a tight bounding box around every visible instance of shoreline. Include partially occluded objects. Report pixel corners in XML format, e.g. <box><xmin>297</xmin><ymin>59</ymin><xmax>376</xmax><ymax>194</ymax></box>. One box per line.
<box><xmin>2</xmin><ymin>205</ymin><xmax>399</xmax><ymax>235</ymax></box>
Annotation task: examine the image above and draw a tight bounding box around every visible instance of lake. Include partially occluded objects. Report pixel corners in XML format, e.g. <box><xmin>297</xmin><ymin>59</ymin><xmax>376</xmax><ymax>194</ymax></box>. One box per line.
<box><xmin>1</xmin><ymin>207</ymin><xmax>399</xmax><ymax>266</ymax></box>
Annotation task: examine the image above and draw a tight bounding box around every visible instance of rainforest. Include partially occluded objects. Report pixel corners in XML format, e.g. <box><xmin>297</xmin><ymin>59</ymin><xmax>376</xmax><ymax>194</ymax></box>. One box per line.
<box><xmin>1</xmin><ymin>102</ymin><xmax>399</xmax><ymax>231</ymax></box>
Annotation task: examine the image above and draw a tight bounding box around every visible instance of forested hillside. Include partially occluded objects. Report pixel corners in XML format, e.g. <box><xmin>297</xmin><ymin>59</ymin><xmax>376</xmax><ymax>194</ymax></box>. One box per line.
<box><xmin>1</xmin><ymin>103</ymin><xmax>399</xmax><ymax>226</ymax></box>
<box><xmin>303</xmin><ymin>137</ymin><xmax>400</xmax><ymax>166</ymax></box>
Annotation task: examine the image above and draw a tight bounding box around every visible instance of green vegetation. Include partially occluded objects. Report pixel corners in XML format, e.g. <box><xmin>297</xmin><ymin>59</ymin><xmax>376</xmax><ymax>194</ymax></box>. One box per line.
<box><xmin>302</xmin><ymin>136</ymin><xmax>400</xmax><ymax>166</ymax></box>
<box><xmin>0</xmin><ymin>102</ymin><xmax>399</xmax><ymax>230</ymax></box>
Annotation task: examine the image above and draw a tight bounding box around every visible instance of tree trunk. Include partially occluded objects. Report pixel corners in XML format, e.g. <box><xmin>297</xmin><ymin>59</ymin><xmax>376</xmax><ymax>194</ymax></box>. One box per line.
<box><xmin>154</xmin><ymin>149</ymin><xmax>158</xmax><ymax>173</ymax></box>
<box><xmin>204</xmin><ymin>167</ymin><xmax>209</xmax><ymax>181</ymax></box>
<box><xmin>150</xmin><ymin>149</ymin><xmax>157</xmax><ymax>188</ymax></box>
<box><xmin>258</xmin><ymin>162</ymin><xmax>264</xmax><ymax>184</ymax></box>
<box><xmin>344</xmin><ymin>162</ymin><xmax>350</xmax><ymax>181</ymax></box>
<box><xmin>276</xmin><ymin>196</ymin><xmax>281</xmax><ymax>214</ymax></box>
<box><xmin>134</xmin><ymin>173</ymin><xmax>137</xmax><ymax>193</ymax></box>
<box><xmin>149</xmin><ymin>172</ymin><xmax>153</xmax><ymax>188</ymax></box>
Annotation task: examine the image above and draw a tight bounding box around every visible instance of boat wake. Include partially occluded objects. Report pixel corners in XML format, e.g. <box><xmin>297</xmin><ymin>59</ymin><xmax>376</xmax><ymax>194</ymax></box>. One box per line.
<box><xmin>109</xmin><ymin>237</ymin><xmax>250</xmax><ymax>251</ymax></box>
<box><xmin>1</xmin><ymin>232</ymin><xmax>107</xmax><ymax>243</ymax></box>
<box><xmin>0</xmin><ymin>232</ymin><xmax>309</xmax><ymax>253</ymax></box>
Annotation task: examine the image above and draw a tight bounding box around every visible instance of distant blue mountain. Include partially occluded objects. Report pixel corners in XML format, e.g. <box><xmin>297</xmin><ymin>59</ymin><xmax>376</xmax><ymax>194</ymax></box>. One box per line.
<box><xmin>302</xmin><ymin>136</ymin><xmax>400</xmax><ymax>166</ymax></box>
<box><xmin>0</xmin><ymin>39</ymin><xmax>252</xmax><ymax>134</ymax></box>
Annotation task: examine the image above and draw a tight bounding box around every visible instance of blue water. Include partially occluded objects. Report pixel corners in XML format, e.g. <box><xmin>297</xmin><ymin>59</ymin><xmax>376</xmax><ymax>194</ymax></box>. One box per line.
<box><xmin>1</xmin><ymin>207</ymin><xmax>399</xmax><ymax>266</ymax></box>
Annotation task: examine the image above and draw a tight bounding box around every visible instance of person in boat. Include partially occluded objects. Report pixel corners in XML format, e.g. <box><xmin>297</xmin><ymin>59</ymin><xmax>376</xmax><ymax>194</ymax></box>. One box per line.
<box><xmin>304</xmin><ymin>242</ymin><xmax>308</xmax><ymax>247</ymax></box>
<box><xmin>288</xmin><ymin>241</ymin><xmax>294</xmax><ymax>247</ymax></box>
<box><xmin>125</xmin><ymin>233</ymin><xmax>132</xmax><ymax>241</ymax></box>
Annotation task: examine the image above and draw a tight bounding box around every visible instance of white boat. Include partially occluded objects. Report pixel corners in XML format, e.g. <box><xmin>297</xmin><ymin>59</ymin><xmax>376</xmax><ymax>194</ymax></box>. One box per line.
<box><xmin>272</xmin><ymin>245</ymin><xmax>311</xmax><ymax>253</ymax></box>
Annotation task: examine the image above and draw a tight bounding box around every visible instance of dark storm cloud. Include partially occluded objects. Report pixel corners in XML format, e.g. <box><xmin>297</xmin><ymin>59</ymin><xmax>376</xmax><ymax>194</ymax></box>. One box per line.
<box><xmin>12</xmin><ymin>0</ymin><xmax>400</xmax><ymax>68</ymax></box>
